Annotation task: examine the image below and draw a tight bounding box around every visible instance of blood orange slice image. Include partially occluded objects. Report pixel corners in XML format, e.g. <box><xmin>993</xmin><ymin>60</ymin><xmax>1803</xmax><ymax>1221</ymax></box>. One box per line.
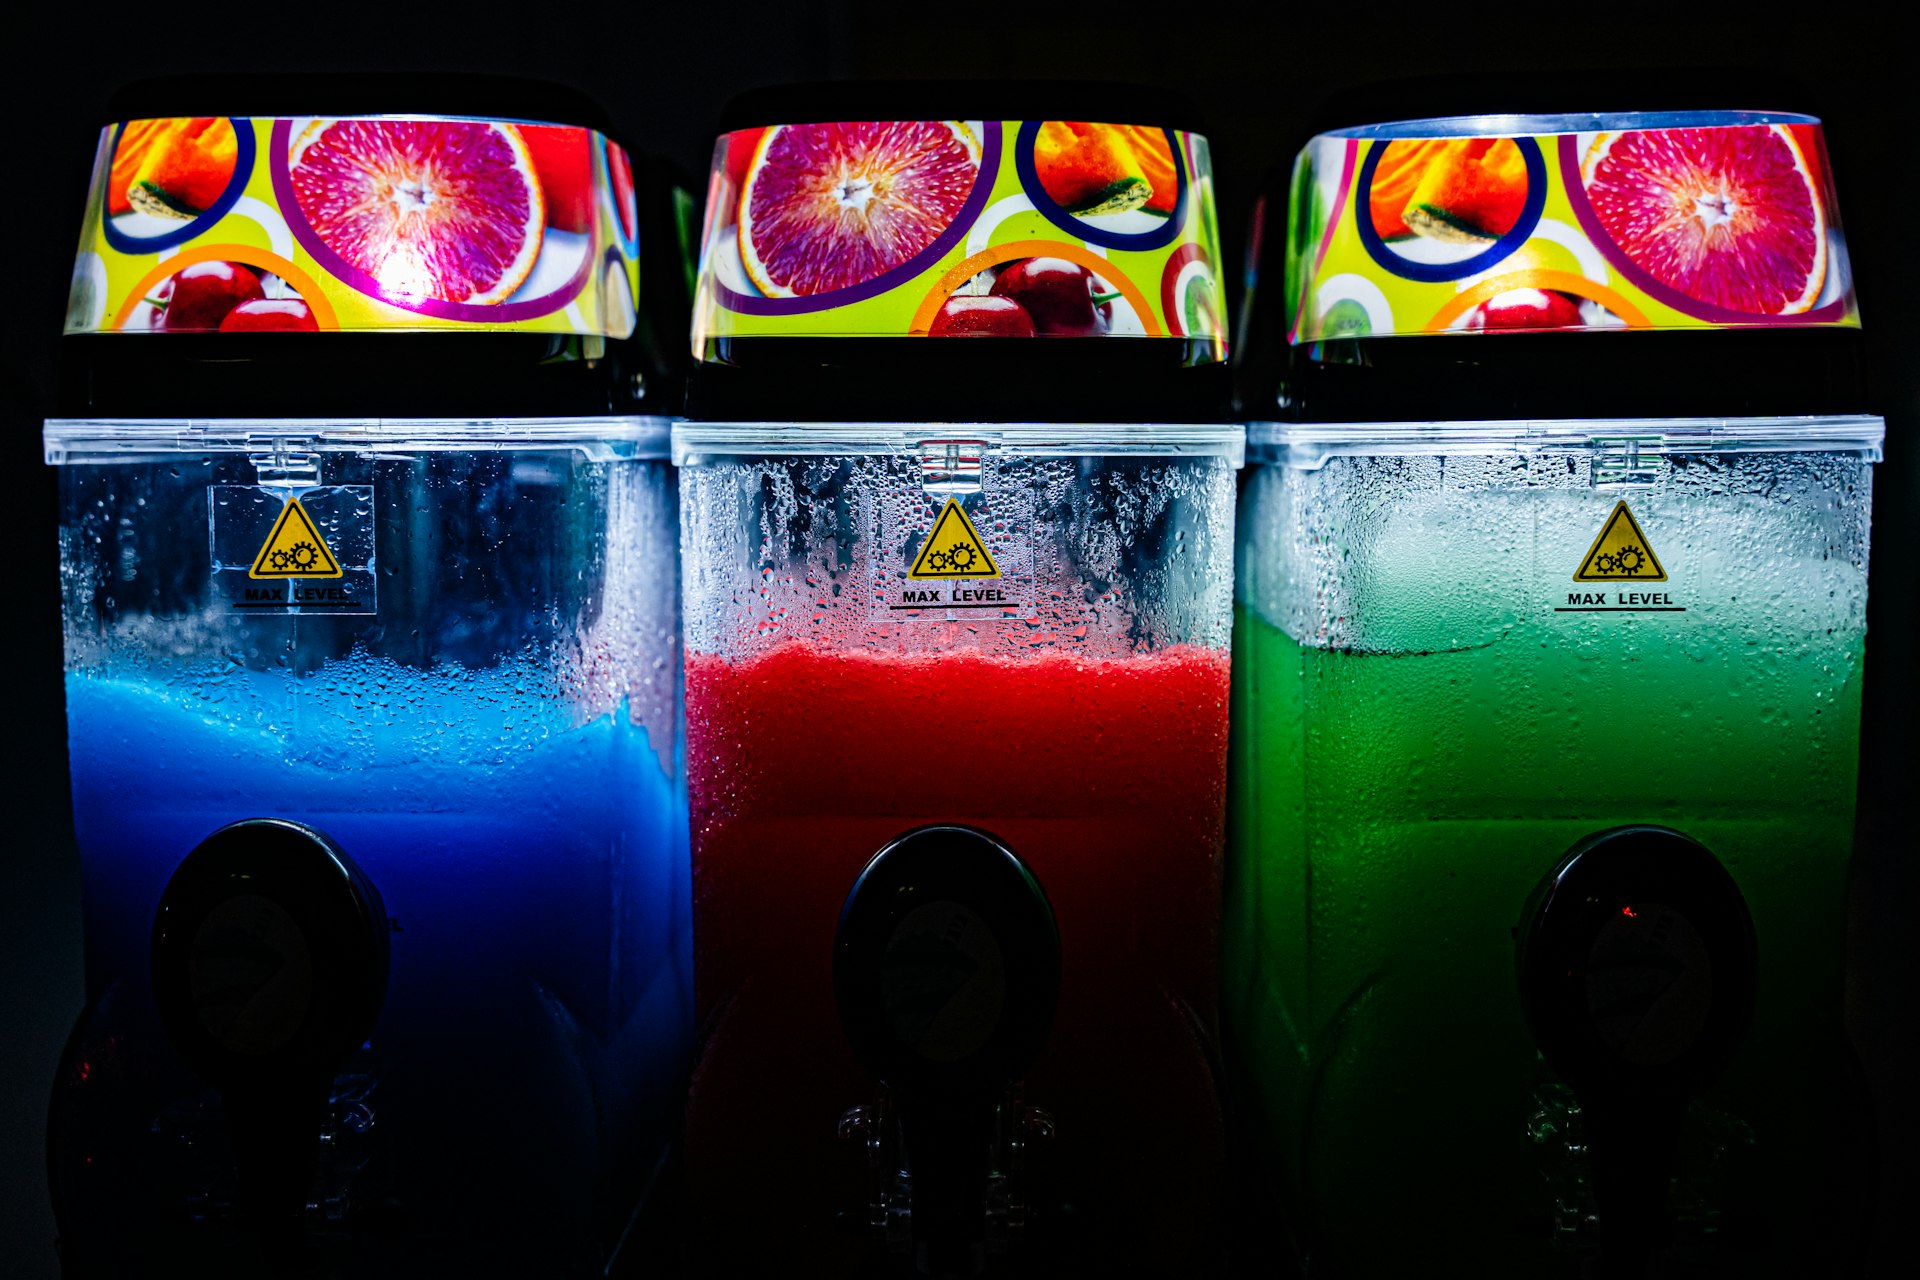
<box><xmin>1581</xmin><ymin>124</ymin><xmax>1825</xmax><ymax>316</ymax></box>
<box><xmin>288</xmin><ymin>119</ymin><xmax>545</xmax><ymax>306</ymax></box>
<box><xmin>739</xmin><ymin>121</ymin><xmax>981</xmax><ymax>298</ymax></box>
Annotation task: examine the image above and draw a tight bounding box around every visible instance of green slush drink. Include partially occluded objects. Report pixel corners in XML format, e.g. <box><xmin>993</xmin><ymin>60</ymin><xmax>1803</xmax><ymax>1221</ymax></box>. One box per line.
<box><xmin>1223</xmin><ymin>422</ymin><xmax>1880</xmax><ymax>1273</ymax></box>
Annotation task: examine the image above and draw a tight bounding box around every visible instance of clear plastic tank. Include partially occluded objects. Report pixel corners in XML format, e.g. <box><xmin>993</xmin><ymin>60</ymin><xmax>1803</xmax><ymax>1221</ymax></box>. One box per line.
<box><xmin>1224</xmin><ymin>416</ymin><xmax>1882</xmax><ymax>1272</ymax></box>
<box><xmin>675</xmin><ymin>421</ymin><xmax>1240</xmax><ymax>1273</ymax></box>
<box><xmin>46</xmin><ymin>417</ymin><xmax>691</xmax><ymax>1276</ymax></box>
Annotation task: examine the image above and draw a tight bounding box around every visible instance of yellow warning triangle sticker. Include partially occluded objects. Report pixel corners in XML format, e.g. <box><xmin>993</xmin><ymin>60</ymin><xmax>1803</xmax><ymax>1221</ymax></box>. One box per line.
<box><xmin>1573</xmin><ymin>500</ymin><xmax>1667</xmax><ymax>582</ymax></box>
<box><xmin>908</xmin><ymin>498</ymin><xmax>1001</xmax><ymax>580</ymax></box>
<box><xmin>249</xmin><ymin>497</ymin><xmax>343</xmax><ymax>579</ymax></box>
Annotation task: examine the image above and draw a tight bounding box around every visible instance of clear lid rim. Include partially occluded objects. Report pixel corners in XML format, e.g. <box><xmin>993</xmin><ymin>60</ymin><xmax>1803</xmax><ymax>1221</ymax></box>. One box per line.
<box><xmin>44</xmin><ymin>416</ymin><xmax>674</xmax><ymax>459</ymax></box>
<box><xmin>1318</xmin><ymin>110</ymin><xmax>1821</xmax><ymax>140</ymax></box>
<box><xmin>671</xmin><ymin>422</ymin><xmax>1246</xmax><ymax>465</ymax></box>
<box><xmin>1248</xmin><ymin>415</ymin><xmax>1885</xmax><ymax>461</ymax></box>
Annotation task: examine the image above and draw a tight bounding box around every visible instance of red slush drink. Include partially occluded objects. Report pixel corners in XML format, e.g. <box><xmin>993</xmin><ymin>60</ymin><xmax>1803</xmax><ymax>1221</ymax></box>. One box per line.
<box><xmin>685</xmin><ymin>639</ymin><xmax>1230</xmax><ymax>1267</ymax></box>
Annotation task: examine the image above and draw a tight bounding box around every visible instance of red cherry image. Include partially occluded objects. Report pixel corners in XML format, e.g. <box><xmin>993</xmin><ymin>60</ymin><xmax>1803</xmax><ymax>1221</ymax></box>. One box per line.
<box><xmin>1475</xmin><ymin>288</ymin><xmax>1584</xmax><ymax>331</ymax></box>
<box><xmin>929</xmin><ymin>294</ymin><xmax>1037</xmax><ymax>337</ymax></box>
<box><xmin>989</xmin><ymin>257</ymin><xmax>1112</xmax><ymax>337</ymax></box>
<box><xmin>162</xmin><ymin>261</ymin><xmax>263</xmax><ymax>331</ymax></box>
<box><xmin>218</xmin><ymin>299</ymin><xmax>319</xmax><ymax>332</ymax></box>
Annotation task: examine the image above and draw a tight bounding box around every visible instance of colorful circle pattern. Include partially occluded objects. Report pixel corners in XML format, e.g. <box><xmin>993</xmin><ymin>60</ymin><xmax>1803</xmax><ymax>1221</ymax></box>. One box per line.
<box><xmin>102</xmin><ymin>118</ymin><xmax>257</xmax><ymax>255</ymax></box>
<box><xmin>1013</xmin><ymin>121</ymin><xmax>1189</xmax><ymax>253</ymax></box>
<box><xmin>270</xmin><ymin>119</ymin><xmax>595</xmax><ymax>324</ymax></box>
<box><xmin>718</xmin><ymin>121</ymin><xmax>1005</xmax><ymax>316</ymax></box>
<box><xmin>1353</xmin><ymin>136</ymin><xmax>1547</xmax><ymax>284</ymax></box>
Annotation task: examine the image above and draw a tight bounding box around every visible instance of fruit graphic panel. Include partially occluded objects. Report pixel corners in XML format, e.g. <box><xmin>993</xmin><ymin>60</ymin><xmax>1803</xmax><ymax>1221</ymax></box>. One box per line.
<box><xmin>277</xmin><ymin>118</ymin><xmax>582</xmax><ymax>318</ymax></box>
<box><xmin>692</xmin><ymin>119</ymin><xmax>1223</xmax><ymax>353</ymax></box>
<box><xmin>1016</xmin><ymin>120</ymin><xmax>1188</xmax><ymax>251</ymax></box>
<box><xmin>1161</xmin><ymin>242</ymin><xmax>1222</xmax><ymax>340</ymax></box>
<box><xmin>702</xmin><ymin>120</ymin><xmax>998</xmax><ymax>316</ymax></box>
<box><xmin>914</xmin><ymin>242</ymin><xmax>1161</xmax><ymax>339</ymax></box>
<box><xmin>741</xmin><ymin>121</ymin><xmax>986</xmax><ymax>301</ymax></box>
<box><xmin>70</xmin><ymin>116</ymin><xmax>640</xmax><ymax>336</ymax></box>
<box><xmin>1362</xmin><ymin>137</ymin><xmax>1541</xmax><ymax>272</ymax></box>
<box><xmin>1354</xmin><ymin>135</ymin><xmax>1547</xmax><ymax>285</ymax></box>
<box><xmin>114</xmin><ymin>255</ymin><xmax>330</xmax><ymax>332</ymax></box>
<box><xmin>1566</xmin><ymin>125</ymin><xmax>1842</xmax><ymax>322</ymax></box>
<box><xmin>599</xmin><ymin>131</ymin><xmax>640</xmax><ymax>257</ymax></box>
<box><xmin>1289</xmin><ymin>113</ymin><xmax>1858</xmax><ymax>341</ymax></box>
<box><xmin>101</xmin><ymin>117</ymin><xmax>253</xmax><ymax>253</ymax></box>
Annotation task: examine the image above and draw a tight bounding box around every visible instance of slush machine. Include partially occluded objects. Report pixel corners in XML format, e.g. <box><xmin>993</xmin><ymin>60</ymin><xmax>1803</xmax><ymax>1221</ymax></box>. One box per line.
<box><xmin>680</xmin><ymin>84</ymin><xmax>1241</xmax><ymax>1276</ymax></box>
<box><xmin>1225</xmin><ymin>106</ymin><xmax>1882</xmax><ymax>1274</ymax></box>
<box><xmin>46</xmin><ymin>78</ymin><xmax>693</xmax><ymax>1276</ymax></box>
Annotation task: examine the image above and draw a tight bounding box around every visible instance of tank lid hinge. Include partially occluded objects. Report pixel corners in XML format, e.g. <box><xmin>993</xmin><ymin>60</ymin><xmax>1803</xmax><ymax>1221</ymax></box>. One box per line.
<box><xmin>246</xmin><ymin>434</ymin><xmax>321</xmax><ymax>488</ymax></box>
<box><xmin>917</xmin><ymin>438</ymin><xmax>986</xmax><ymax>495</ymax></box>
<box><xmin>1589</xmin><ymin>435</ymin><xmax>1665</xmax><ymax>487</ymax></box>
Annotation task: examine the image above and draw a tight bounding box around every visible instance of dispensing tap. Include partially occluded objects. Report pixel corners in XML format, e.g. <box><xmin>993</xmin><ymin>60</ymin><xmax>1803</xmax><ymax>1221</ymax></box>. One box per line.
<box><xmin>833</xmin><ymin>826</ymin><xmax>1061</xmax><ymax>1278</ymax></box>
<box><xmin>151</xmin><ymin>818</ymin><xmax>389</xmax><ymax>1266</ymax></box>
<box><xmin>1517</xmin><ymin>826</ymin><xmax>1756</xmax><ymax>1276</ymax></box>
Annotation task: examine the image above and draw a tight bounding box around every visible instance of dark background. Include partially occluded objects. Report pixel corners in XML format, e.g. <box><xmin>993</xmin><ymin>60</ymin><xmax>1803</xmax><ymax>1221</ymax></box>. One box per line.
<box><xmin>3</xmin><ymin>4</ymin><xmax>1911</xmax><ymax>1276</ymax></box>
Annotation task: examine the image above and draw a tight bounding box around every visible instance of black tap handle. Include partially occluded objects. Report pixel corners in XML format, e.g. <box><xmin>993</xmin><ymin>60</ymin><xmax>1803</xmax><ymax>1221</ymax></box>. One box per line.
<box><xmin>834</xmin><ymin>826</ymin><xmax>1060</xmax><ymax>1275</ymax></box>
<box><xmin>834</xmin><ymin>825</ymin><xmax>1060</xmax><ymax>1103</ymax></box>
<box><xmin>152</xmin><ymin>818</ymin><xmax>389</xmax><ymax>1252</ymax></box>
<box><xmin>1517</xmin><ymin>825</ymin><xmax>1757</xmax><ymax>1274</ymax></box>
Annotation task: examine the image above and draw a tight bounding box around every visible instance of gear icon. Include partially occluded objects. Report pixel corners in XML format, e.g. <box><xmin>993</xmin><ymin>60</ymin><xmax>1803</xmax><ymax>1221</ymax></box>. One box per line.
<box><xmin>925</xmin><ymin>549</ymin><xmax>952</xmax><ymax>573</ymax></box>
<box><xmin>946</xmin><ymin>542</ymin><xmax>978</xmax><ymax>572</ymax></box>
<box><xmin>268</xmin><ymin>549</ymin><xmax>294</xmax><ymax>571</ymax></box>
<box><xmin>1593</xmin><ymin>551</ymin><xmax>1619</xmax><ymax>575</ymax></box>
<box><xmin>287</xmin><ymin>541</ymin><xmax>321</xmax><ymax>572</ymax></box>
<box><xmin>1611</xmin><ymin>544</ymin><xmax>1645</xmax><ymax>575</ymax></box>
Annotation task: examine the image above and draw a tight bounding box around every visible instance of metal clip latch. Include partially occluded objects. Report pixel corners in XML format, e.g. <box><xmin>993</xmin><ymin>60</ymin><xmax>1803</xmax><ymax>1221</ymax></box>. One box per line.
<box><xmin>917</xmin><ymin>439</ymin><xmax>986</xmax><ymax>495</ymax></box>
<box><xmin>1589</xmin><ymin>435</ymin><xmax>1664</xmax><ymax>487</ymax></box>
